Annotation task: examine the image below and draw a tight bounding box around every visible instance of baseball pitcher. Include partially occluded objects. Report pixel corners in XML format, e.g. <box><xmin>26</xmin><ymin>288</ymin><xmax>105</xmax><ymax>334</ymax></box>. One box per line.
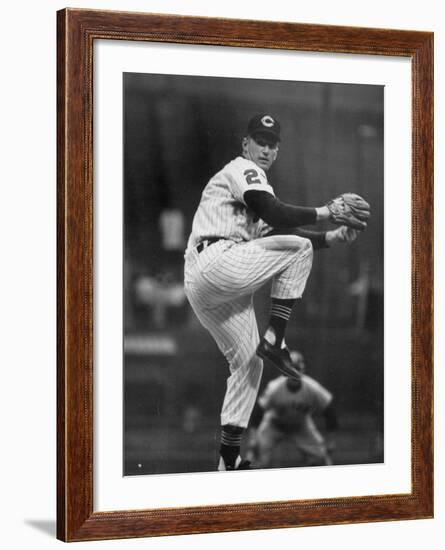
<box><xmin>183</xmin><ymin>114</ymin><xmax>369</xmax><ymax>471</ymax></box>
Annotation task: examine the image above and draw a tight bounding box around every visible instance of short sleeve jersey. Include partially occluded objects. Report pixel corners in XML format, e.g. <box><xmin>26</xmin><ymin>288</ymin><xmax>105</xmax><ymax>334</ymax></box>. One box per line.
<box><xmin>259</xmin><ymin>375</ymin><xmax>332</xmax><ymax>430</ymax></box>
<box><xmin>186</xmin><ymin>156</ymin><xmax>275</xmax><ymax>251</ymax></box>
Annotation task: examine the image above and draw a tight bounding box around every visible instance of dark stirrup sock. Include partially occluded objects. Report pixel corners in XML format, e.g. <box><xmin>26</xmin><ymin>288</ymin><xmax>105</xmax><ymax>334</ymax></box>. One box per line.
<box><xmin>220</xmin><ymin>425</ymin><xmax>244</xmax><ymax>468</ymax></box>
<box><xmin>265</xmin><ymin>298</ymin><xmax>296</xmax><ymax>347</ymax></box>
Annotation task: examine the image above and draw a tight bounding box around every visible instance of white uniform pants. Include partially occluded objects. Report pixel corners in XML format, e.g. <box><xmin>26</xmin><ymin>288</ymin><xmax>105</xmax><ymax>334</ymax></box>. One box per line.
<box><xmin>184</xmin><ymin>235</ymin><xmax>313</xmax><ymax>428</ymax></box>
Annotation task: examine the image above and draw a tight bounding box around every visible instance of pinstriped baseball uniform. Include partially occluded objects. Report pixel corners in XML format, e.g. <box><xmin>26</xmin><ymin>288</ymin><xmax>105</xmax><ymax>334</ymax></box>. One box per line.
<box><xmin>184</xmin><ymin>156</ymin><xmax>314</xmax><ymax>428</ymax></box>
<box><xmin>186</xmin><ymin>157</ymin><xmax>272</xmax><ymax>247</ymax></box>
<box><xmin>256</xmin><ymin>375</ymin><xmax>333</xmax><ymax>466</ymax></box>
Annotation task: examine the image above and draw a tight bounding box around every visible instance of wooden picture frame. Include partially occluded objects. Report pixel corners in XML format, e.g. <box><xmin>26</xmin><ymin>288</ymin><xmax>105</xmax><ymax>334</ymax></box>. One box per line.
<box><xmin>57</xmin><ymin>8</ymin><xmax>433</xmax><ymax>542</ymax></box>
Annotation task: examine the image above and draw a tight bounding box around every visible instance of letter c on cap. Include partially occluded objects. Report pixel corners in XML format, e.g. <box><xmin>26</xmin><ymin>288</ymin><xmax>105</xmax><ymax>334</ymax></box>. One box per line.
<box><xmin>261</xmin><ymin>115</ymin><xmax>275</xmax><ymax>127</ymax></box>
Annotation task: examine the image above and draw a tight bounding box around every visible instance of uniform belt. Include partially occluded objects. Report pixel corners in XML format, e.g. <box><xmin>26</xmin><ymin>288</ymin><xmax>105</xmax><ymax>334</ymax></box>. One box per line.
<box><xmin>196</xmin><ymin>237</ymin><xmax>224</xmax><ymax>253</ymax></box>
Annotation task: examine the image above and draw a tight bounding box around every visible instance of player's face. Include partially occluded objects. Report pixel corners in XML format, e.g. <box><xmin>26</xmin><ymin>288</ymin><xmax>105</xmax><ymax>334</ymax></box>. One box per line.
<box><xmin>290</xmin><ymin>351</ymin><xmax>306</xmax><ymax>373</ymax></box>
<box><xmin>242</xmin><ymin>135</ymin><xmax>279</xmax><ymax>171</ymax></box>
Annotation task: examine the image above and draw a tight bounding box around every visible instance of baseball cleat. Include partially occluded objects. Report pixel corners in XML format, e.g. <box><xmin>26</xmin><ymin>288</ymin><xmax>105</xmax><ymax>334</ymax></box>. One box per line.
<box><xmin>256</xmin><ymin>338</ymin><xmax>302</xmax><ymax>380</ymax></box>
<box><xmin>218</xmin><ymin>456</ymin><xmax>251</xmax><ymax>471</ymax></box>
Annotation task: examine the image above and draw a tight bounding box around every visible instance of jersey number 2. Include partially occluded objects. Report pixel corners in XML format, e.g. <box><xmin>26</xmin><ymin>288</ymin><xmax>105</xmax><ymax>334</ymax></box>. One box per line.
<box><xmin>244</xmin><ymin>169</ymin><xmax>261</xmax><ymax>185</ymax></box>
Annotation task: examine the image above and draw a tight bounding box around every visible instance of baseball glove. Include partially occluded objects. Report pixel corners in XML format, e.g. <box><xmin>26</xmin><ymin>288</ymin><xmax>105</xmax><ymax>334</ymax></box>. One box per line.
<box><xmin>326</xmin><ymin>193</ymin><xmax>370</xmax><ymax>231</ymax></box>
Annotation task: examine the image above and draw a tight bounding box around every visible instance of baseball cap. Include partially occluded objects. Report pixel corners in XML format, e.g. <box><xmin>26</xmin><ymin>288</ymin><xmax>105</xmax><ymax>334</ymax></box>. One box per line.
<box><xmin>247</xmin><ymin>114</ymin><xmax>281</xmax><ymax>142</ymax></box>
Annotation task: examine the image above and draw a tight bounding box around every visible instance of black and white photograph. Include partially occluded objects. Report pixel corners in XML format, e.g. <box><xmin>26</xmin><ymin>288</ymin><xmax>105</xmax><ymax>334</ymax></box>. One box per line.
<box><xmin>123</xmin><ymin>72</ymin><xmax>383</xmax><ymax>476</ymax></box>
<box><xmin>1</xmin><ymin>0</ymin><xmax>439</xmax><ymax>546</ymax></box>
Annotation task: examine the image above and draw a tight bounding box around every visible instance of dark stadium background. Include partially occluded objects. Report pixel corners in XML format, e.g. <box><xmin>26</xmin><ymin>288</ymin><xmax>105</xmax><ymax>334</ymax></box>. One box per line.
<box><xmin>123</xmin><ymin>73</ymin><xmax>384</xmax><ymax>476</ymax></box>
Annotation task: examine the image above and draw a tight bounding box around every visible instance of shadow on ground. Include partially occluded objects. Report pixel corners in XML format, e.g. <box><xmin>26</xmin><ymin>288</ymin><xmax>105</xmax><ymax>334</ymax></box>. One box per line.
<box><xmin>24</xmin><ymin>519</ymin><xmax>56</xmax><ymax>538</ymax></box>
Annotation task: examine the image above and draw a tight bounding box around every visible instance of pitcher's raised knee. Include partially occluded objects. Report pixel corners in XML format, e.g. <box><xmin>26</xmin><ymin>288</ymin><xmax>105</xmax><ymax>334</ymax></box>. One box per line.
<box><xmin>288</xmin><ymin>235</ymin><xmax>313</xmax><ymax>258</ymax></box>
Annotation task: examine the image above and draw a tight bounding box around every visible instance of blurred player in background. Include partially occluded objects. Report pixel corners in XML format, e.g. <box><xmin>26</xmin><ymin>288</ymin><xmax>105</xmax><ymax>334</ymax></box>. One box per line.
<box><xmin>247</xmin><ymin>350</ymin><xmax>338</xmax><ymax>468</ymax></box>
